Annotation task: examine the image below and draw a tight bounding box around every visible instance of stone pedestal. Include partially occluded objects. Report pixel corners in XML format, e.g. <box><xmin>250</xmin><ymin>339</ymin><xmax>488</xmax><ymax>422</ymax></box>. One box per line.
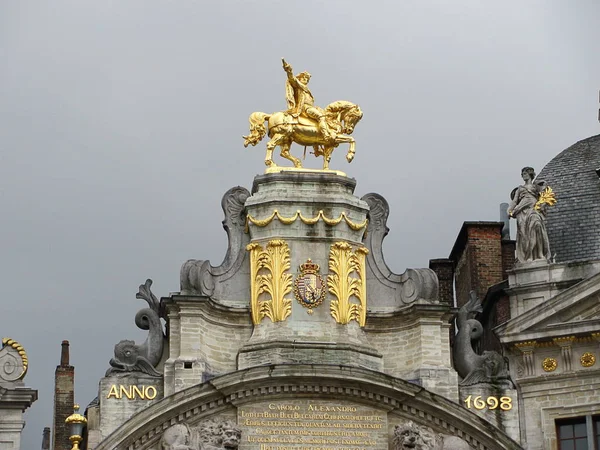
<box><xmin>98</xmin><ymin>374</ymin><xmax>163</xmax><ymax>440</ymax></box>
<box><xmin>239</xmin><ymin>172</ymin><xmax>382</xmax><ymax>370</ymax></box>
<box><xmin>459</xmin><ymin>384</ymin><xmax>520</xmax><ymax>442</ymax></box>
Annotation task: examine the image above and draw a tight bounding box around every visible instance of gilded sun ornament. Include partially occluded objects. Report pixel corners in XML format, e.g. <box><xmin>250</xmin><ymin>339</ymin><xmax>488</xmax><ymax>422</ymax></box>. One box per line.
<box><xmin>542</xmin><ymin>357</ymin><xmax>557</xmax><ymax>372</ymax></box>
<box><xmin>580</xmin><ymin>352</ymin><xmax>596</xmax><ymax>368</ymax></box>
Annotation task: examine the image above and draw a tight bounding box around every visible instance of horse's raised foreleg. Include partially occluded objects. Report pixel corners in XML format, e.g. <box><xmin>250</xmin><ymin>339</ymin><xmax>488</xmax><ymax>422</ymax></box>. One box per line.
<box><xmin>280</xmin><ymin>139</ymin><xmax>302</xmax><ymax>168</ymax></box>
<box><xmin>332</xmin><ymin>135</ymin><xmax>356</xmax><ymax>163</ymax></box>
<box><xmin>346</xmin><ymin>139</ymin><xmax>356</xmax><ymax>163</ymax></box>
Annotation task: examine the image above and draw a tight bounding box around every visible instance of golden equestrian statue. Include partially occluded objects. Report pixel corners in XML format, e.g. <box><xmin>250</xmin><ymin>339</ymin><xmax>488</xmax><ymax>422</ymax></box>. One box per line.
<box><xmin>243</xmin><ymin>59</ymin><xmax>363</xmax><ymax>173</ymax></box>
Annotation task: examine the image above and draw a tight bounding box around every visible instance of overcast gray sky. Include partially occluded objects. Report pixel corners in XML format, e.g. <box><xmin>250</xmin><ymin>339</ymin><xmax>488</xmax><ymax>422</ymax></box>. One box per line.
<box><xmin>1</xmin><ymin>1</ymin><xmax>599</xmax><ymax>448</ymax></box>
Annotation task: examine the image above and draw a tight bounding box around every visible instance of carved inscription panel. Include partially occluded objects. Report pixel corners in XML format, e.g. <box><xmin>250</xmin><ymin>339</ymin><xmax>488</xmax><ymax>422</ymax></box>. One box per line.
<box><xmin>238</xmin><ymin>399</ymin><xmax>388</xmax><ymax>450</ymax></box>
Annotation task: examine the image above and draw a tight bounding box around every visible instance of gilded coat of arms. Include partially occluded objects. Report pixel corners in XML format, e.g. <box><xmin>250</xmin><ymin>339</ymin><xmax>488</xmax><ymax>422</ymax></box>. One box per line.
<box><xmin>294</xmin><ymin>259</ymin><xmax>326</xmax><ymax>314</ymax></box>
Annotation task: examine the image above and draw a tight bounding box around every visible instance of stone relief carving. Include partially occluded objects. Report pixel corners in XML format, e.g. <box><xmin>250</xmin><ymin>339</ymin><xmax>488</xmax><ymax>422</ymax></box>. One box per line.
<box><xmin>106</xmin><ymin>279</ymin><xmax>165</xmax><ymax>377</ymax></box>
<box><xmin>453</xmin><ymin>291</ymin><xmax>513</xmax><ymax>387</ymax></box>
<box><xmin>361</xmin><ymin>193</ymin><xmax>438</xmax><ymax>309</ymax></box>
<box><xmin>507</xmin><ymin>166</ymin><xmax>556</xmax><ymax>264</ymax></box>
<box><xmin>392</xmin><ymin>421</ymin><xmax>471</xmax><ymax>449</ymax></box>
<box><xmin>160</xmin><ymin>420</ymin><xmax>241</xmax><ymax>450</ymax></box>
<box><xmin>180</xmin><ymin>187</ymin><xmax>251</xmax><ymax>302</ymax></box>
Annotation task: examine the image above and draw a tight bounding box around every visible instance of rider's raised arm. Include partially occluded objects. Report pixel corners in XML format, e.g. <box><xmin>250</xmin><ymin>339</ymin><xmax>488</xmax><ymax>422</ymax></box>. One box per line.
<box><xmin>282</xmin><ymin>60</ymin><xmax>300</xmax><ymax>88</ymax></box>
<box><xmin>286</xmin><ymin>70</ymin><xmax>300</xmax><ymax>88</ymax></box>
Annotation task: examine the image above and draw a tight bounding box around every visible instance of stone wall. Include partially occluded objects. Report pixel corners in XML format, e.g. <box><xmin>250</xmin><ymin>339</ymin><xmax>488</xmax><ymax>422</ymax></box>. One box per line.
<box><xmin>163</xmin><ymin>298</ymin><xmax>253</xmax><ymax>395</ymax></box>
<box><xmin>366</xmin><ymin>308</ymin><xmax>458</xmax><ymax>401</ymax></box>
<box><xmin>508</xmin><ymin>339</ymin><xmax>600</xmax><ymax>449</ymax></box>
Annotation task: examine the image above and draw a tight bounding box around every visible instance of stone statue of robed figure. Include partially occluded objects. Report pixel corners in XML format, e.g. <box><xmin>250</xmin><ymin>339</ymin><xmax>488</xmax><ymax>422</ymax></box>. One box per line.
<box><xmin>507</xmin><ymin>166</ymin><xmax>556</xmax><ymax>264</ymax></box>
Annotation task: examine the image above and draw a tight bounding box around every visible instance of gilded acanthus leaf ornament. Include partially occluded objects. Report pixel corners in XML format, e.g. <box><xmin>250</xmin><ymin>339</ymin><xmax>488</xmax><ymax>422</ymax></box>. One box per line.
<box><xmin>246</xmin><ymin>240</ymin><xmax>293</xmax><ymax>325</ymax></box>
<box><xmin>243</xmin><ymin>59</ymin><xmax>363</xmax><ymax>173</ymax></box>
<box><xmin>327</xmin><ymin>242</ymin><xmax>368</xmax><ymax>326</ymax></box>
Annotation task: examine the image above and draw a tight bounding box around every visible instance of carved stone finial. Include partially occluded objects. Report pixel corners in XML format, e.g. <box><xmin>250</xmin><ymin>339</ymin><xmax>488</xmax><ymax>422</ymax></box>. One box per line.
<box><xmin>0</xmin><ymin>338</ymin><xmax>28</xmax><ymax>382</ymax></box>
<box><xmin>105</xmin><ymin>279</ymin><xmax>165</xmax><ymax>377</ymax></box>
<box><xmin>507</xmin><ymin>167</ymin><xmax>556</xmax><ymax>264</ymax></box>
<box><xmin>453</xmin><ymin>291</ymin><xmax>513</xmax><ymax>387</ymax></box>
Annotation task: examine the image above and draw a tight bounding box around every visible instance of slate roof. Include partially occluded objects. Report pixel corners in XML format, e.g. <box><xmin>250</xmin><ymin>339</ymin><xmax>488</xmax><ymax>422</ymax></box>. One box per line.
<box><xmin>537</xmin><ymin>134</ymin><xmax>600</xmax><ymax>263</ymax></box>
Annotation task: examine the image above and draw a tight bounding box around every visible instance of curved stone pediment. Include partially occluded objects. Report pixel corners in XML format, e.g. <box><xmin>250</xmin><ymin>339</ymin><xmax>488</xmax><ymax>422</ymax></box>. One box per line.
<box><xmin>95</xmin><ymin>365</ymin><xmax>521</xmax><ymax>450</ymax></box>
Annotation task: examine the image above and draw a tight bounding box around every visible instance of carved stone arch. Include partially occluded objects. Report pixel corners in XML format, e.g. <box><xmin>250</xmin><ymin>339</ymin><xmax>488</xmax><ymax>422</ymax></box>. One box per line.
<box><xmin>94</xmin><ymin>365</ymin><xmax>521</xmax><ymax>450</ymax></box>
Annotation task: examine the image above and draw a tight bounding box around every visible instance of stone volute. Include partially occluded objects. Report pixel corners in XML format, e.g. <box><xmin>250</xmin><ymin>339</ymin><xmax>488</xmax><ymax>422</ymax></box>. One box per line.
<box><xmin>240</xmin><ymin>172</ymin><xmax>382</xmax><ymax>370</ymax></box>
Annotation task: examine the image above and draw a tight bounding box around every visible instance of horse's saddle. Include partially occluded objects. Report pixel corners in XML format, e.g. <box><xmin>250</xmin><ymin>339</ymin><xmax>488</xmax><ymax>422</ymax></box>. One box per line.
<box><xmin>283</xmin><ymin>113</ymin><xmax>318</xmax><ymax>127</ymax></box>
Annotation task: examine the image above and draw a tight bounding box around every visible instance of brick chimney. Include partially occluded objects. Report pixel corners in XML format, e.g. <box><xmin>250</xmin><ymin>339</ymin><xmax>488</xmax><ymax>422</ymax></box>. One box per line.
<box><xmin>429</xmin><ymin>258</ymin><xmax>454</xmax><ymax>306</ymax></box>
<box><xmin>42</xmin><ymin>427</ymin><xmax>50</xmax><ymax>450</ymax></box>
<box><xmin>52</xmin><ymin>341</ymin><xmax>74</xmax><ymax>450</ymax></box>
<box><xmin>449</xmin><ymin>222</ymin><xmax>505</xmax><ymax>308</ymax></box>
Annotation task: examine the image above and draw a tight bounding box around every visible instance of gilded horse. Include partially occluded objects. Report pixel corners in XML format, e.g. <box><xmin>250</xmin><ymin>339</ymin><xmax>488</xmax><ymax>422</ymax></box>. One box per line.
<box><xmin>243</xmin><ymin>100</ymin><xmax>363</xmax><ymax>170</ymax></box>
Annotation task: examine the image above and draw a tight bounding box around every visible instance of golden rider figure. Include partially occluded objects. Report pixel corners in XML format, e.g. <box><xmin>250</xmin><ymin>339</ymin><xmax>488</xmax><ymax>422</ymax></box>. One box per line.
<box><xmin>282</xmin><ymin>58</ymin><xmax>333</xmax><ymax>141</ymax></box>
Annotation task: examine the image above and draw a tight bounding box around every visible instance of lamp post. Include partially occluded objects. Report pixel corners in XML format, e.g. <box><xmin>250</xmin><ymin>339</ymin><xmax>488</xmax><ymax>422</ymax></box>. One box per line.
<box><xmin>65</xmin><ymin>404</ymin><xmax>87</xmax><ymax>450</ymax></box>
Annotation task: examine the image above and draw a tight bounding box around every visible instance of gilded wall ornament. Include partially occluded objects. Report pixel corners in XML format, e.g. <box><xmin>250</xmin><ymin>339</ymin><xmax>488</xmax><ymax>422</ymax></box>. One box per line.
<box><xmin>542</xmin><ymin>357</ymin><xmax>557</xmax><ymax>372</ymax></box>
<box><xmin>294</xmin><ymin>259</ymin><xmax>326</xmax><ymax>314</ymax></box>
<box><xmin>327</xmin><ymin>242</ymin><xmax>368</xmax><ymax>326</ymax></box>
<box><xmin>581</xmin><ymin>352</ymin><xmax>596</xmax><ymax>367</ymax></box>
<box><xmin>245</xmin><ymin>209</ymin><xmax>368</xmax><ymax>232</ymax></box>
<box><xmin>247</xmin><ymin>240</ymin><xmax>293</xmax><ymax>325</ymax></box>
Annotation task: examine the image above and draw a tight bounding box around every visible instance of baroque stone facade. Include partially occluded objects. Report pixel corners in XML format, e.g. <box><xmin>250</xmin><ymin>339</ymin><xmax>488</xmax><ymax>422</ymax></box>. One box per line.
<box><xmin>84</xmin><ymin>170</ymin><xmax>523</xmax><ymax>450</ymax></box>
<box><xmin>81</xmin><ymin>112</ymin><xmax>600</xmax><ymax>450</ymax></box>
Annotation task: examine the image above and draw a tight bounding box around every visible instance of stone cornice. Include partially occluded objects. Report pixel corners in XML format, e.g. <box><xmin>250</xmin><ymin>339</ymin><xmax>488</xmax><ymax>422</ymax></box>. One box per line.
<box><xmin>162</xmin><ymin>294</ymin><xmax>252</xmax><ymax>327</ymax></box>
<box><xmin>495</xmin><ymin>271</ymin><xmax>600</xmax><ymax>343</ymax></box>
<box><xmin>366</xmin><ymin>304</ymin><xmax>455</xmax><ymax>332</ymax></box>
<box><xmin>0</xmin><ymin>386</ymin><xmax>37</xmax><ymax>411</ymax></box>
<box><xmin>94</xmin><ymin>365</ymin><xmax>522</xmax><ymax>450</ymax></box>
<box><xmin>251</xmin><ymin>172</ymin><xmax>357</xmax><ymax>194</ymax></box>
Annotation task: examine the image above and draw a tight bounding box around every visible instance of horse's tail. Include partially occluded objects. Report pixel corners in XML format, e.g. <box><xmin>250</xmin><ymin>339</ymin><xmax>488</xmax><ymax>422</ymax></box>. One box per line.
<box><xmin>243</xmin><ymin>112</ymin><xmax>270</xmax><ymax>147</ymax></box>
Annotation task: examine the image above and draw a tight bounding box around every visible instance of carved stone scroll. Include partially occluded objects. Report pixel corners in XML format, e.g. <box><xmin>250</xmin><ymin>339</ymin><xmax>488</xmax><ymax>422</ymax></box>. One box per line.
<box><xmin>180</xmin><ymin>187</ymin><xmax>251</xmax><ymax>303</ymax></box>
<box><xmin>361</xmin><ymin>193</ymin><xmax>438</xmax><ymax>310</ymax></box>
<box><xmin>0</xmin><ymin>338</ymin><xmax>28</xmax><ymax>382</ymax></box>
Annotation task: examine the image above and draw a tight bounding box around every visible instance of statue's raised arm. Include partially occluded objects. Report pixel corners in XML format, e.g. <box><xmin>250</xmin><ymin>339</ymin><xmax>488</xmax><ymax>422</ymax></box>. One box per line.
<box><xmin>282</xmin><ymin>59</ymin><xmax>300</xmax><ymax>88</ymax></box>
